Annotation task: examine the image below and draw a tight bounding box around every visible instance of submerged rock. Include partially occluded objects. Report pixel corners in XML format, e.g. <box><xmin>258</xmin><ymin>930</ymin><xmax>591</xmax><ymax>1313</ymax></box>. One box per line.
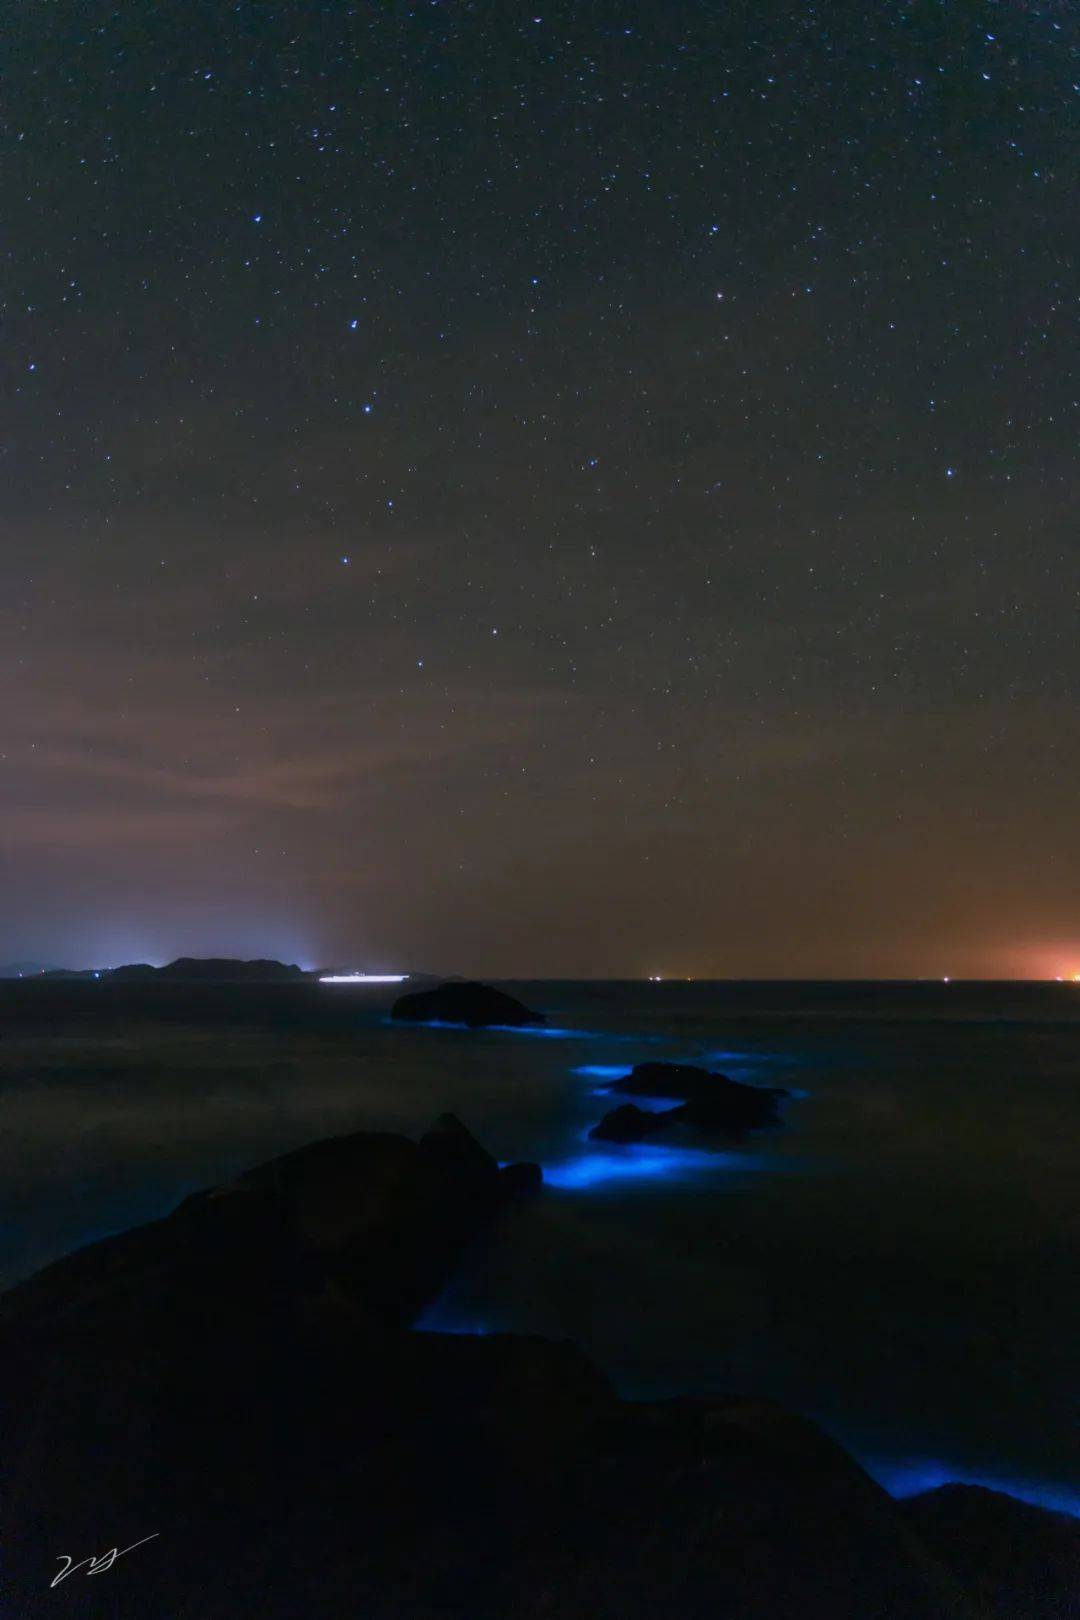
<box><xmin>391</xmin><ymin>979</ymin><xmax>545</xmax><ymax>1027</ymax></box>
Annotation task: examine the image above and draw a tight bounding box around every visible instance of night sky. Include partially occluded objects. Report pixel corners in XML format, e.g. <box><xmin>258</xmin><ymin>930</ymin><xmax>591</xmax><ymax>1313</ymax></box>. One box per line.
<box><xmin>3</xmin><ymin>2</ymin><xmax>1077</xmax><ymax>978</ymax></box>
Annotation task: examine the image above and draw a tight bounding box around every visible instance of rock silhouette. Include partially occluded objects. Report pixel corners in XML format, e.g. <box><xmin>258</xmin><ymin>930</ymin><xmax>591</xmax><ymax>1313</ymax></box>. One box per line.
<box><xmin>0</xmin><ymin>1119</ymin><xmax>1070</xmax><ymax>1619</ymax></box>
<box><xmin>391</xmin><ymin>979</ymin><xmax>545</xmax><ymax>1027</ymax></box>
<box><xmin>589</xmin><ymin>1101</ymin><xmax>674</xmax><ymax>1142</ymax></box>
<box><xmin>111</xmin><ymin>956</ymin><xmax>307</xmax><ymax>981</ymax></box>
<box><xmin>602</xmin><ymin>1061</ymin><xmax>787</xmax><ymax>1133</ymax></box>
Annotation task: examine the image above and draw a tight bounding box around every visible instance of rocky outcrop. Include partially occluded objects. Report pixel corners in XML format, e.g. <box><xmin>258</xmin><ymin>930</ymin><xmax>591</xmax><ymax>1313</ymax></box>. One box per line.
<box><xmin>605</xmin><ymin>1056</ymin><xmax>790</xmax><ymax>1134</ymax></box>
<box><xmin>609</xmin><ymin>1060</ymin><xmax>729</xmax><ymax>1099</ymax></box>
<box><xmin>391</xmin><ymin>979</ymin><xmax>545</xmax><ymax>1027</ymax></box>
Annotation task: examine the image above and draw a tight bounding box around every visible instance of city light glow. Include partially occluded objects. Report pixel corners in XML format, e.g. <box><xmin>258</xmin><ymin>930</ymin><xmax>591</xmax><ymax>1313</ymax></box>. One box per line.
<box><xmin>319</xmin><ymin>973</ymin><xmax>409</xmax><ymax>983</ymax></box>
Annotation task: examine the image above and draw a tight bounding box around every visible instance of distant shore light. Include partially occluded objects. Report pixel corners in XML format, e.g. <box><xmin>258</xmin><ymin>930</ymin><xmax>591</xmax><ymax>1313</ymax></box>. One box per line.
<box><xmin>319</xmin><ymin>973</ymin><xmax>409</xmax><ymax>984</ymax></box>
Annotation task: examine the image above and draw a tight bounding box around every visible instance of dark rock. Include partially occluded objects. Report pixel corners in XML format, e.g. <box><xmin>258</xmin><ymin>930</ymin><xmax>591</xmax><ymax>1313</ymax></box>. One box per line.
<box><xmin>669</xmin><ymin>1085</ymin><xmax>782</xmax><ymax>1133</ymax></box>
<box><xmin>902</xmin><ymin>1483</ymin><xmax>1080</xmax><ymax>1619</ymax></box>
<box><xmin>609</xmin><ymin>1059</ymin><xmax>727</xmax><ymax>1099</ymax></box>
<box><xmin>391</xmin><ymin>979</ymin><xmax>545</xmax><ymax>1027</ymax></box>
<box><xmin>589</xmin><ymin>1102</ymin><xmax>674</xmax><ymax>1142</ymax></box>
<box><xmin>420</xmin><ymin>1110</ymin><xmax>504</xmax><ymax>1187</ymax></box>
<box><xmin>499</xmin><ymin>1160</ymin><xmax>544</xmax><ymax>1197</ymax></box>
<box><xmin>417</xmin><ymin>1116</ymin><xmax>542</xmax><ymax>1201</ymax></box>
<box><xmin>1</xmin><ymin>1115</ymin><xmax>508</xmax><ymax>1346</ymax></box>
<box><xmin>590</xmin><ymin>1087</ymin><xmax>780</xmax><ymax>1142</ymax></box>
<box><xmin>609</xmin><ymin>1061</ymin><xmax>786</xmax><ymax>1130</ymax></box>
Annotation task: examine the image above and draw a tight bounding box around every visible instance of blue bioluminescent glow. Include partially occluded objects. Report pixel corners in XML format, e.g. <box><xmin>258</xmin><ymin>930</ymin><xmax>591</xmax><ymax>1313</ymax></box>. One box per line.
<box><xmin>383</xmin><ymin>1017</ymin><xmax>468</xmax><ymax>1030</ymax></box>
<box><xmin>703</xmin><ymin>1051</ymin><xmax>799</xmax><ymax>1079</ymax></box>
<box><xmin>577</xmin><ymin>1054</ymin><xmax>785</xmax><ymax>1081</ymax></box>
<box><xmin>866</xmin><ymin>1458</ymin><xmax>1080</xmax><ymax>1520</ymax></box>
<box><xmin>414</xmin><ymin>1293</ymin><xmax>491</xmax><ymax>1335</ymax></box>
<box><xmin>704</xmin><ymin>1050</ymin><xmax>771</xmax><ymax>1065</ymax></box>
<box><xmin>489</xmin><ymin>1023</ymin><xmax>590</xmax><ymax>1038</ymax></box>
<box><xmin>415</xmin><ymin>1314</ymin><xmax>490</xmax><ymax>1336</ymax></box>
<box><xmin>580</xmin><ymin>1099</ymin><xmax>682</xmax><ymax>1120</ymax></box>
<box><xmin>385</xmin><ymin>1018</ymin><xmax>589</xmax><ymax>1038</ymax></box>
<box><xmin>544</xmin><ymin>1143</ymin><xmax>749</xmax><ymax>1190</ymax></box>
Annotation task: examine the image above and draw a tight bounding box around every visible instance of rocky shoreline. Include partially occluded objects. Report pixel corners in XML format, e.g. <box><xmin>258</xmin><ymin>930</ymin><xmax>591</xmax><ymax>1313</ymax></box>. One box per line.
<box><xmin>1</xmin><ymin>1110</ymin><xmax>1075</xmax><ymax>1617</ymax></box>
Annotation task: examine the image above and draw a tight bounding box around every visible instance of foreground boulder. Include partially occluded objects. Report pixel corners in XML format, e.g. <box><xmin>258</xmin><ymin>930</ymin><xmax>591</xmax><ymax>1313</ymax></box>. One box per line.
<box><xmin>498</xmin><ymin>1159</ymin><xmax>545</xmax><ymax>1198</ymax></box>
<box><xmin>1</xmin><ymin>1113</ymin><xmax>533</xmax><ymax>1339</ymax></box>
<box><xmin>902</xmin><ymin>1483</ymin><xmax>1080</xmax><ymax>1619</ymax></box>
<box><xmin>606</xmin><ymin>1061</ymin><xmax>787</xmax><ymax>1131</ymax></box>
<box><xmin>0</xmin><ymin>1121</ymin><xmax>1065</xmax><ymax>1619</ymax></box>
<box><xmin>392</xmin><ymin>979</ymin><xmax>545</xmax><ymax>1027</ymax></box>
<box><xmin>0</xmin><ymin>1117</ymin><xmax>543</xmax><ymax>1612</ymax></box>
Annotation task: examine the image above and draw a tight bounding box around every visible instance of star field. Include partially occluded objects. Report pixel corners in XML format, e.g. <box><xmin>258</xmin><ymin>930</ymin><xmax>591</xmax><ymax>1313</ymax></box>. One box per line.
<box><xmin>2</xmin><ymin>1</ymin><xmax>1077</xmax><ymax>976</ymax></box>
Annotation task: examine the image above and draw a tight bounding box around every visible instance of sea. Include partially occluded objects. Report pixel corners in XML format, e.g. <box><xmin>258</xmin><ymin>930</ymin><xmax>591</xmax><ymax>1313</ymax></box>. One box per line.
<box><xmin>2</xmin><ymin>978</ymin><xmax>1077</xmax><ymax>1516</ymax></box>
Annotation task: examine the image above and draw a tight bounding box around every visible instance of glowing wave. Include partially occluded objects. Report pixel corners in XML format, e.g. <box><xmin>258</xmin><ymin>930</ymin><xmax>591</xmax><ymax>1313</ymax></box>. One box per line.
<box><xmin>544</xmin><ymin>1143</ymin><xmax>757</xmax><ymax>1190</ymax></box>
<box><xmin>386</xmin><ymin>1018</ymin><xmax>590</xmax><ymax>1038</ymax></box>
<box><xmin>867</xmin><ymin>1458</ymin><xmax>1080</xmax><ymax>1519</ymax></box>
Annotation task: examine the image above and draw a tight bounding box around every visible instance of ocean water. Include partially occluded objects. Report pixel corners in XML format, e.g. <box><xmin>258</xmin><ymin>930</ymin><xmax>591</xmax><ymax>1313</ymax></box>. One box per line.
<box><xmin>1</xmin><ymin>979</ymin><xmax>1077</xmax><ymax>1515</ymax></box>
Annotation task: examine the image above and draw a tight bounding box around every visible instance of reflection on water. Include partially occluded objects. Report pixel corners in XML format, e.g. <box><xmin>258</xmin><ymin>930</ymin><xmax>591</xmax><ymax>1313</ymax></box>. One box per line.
<box><xmin>1</xmin><ymin>979</ymin><xmax>1078</xmax><ymax>1517</ymax></box>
